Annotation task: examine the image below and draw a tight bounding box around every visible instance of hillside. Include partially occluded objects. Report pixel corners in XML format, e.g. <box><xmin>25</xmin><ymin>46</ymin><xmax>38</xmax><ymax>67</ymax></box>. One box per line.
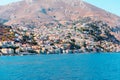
<box><xmin>0</xmin><ymin>0</ymin><xmax>120</xmax><ymax>40</ymax></box>
<box><xmin>11</xmin><ymin>17</ymin><xmax>120</xmax><ymax>53</ymax></box>
<box><xmin>0</xmin><ymin>0</ymin><xmax>120</xmax><ymax>54</ymax></box>
<box><xmin>0</xmin><ymin>0</ymin><xmax>119</xmax><ymax>26</ymax></box>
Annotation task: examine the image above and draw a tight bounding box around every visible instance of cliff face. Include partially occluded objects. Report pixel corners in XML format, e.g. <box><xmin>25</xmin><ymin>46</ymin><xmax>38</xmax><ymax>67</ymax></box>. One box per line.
<box><xmin>0</xmin><ymin>0</ymin><xmax>120</xmax><ymax>41</ymax></box>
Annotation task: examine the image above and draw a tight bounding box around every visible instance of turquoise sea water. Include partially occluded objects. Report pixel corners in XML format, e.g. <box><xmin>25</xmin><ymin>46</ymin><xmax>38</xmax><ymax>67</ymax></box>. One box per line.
<box><xmin>0</xmin><ymin>53</ymin><xmax>120</xmax><ymax>80</ymax></box>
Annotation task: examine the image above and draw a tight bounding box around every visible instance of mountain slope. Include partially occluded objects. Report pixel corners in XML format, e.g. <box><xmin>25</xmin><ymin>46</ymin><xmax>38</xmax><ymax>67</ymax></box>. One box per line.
<box><xmin>1</xmin><ymin>0</ymin><xmax>120</xmax><ymax>40</ymax></box>
<box><xmin>0</xmin><ymin>0</ymin><xmax>119</xmax><ymax>27</ymax></box>
<box><xmin>0</xmin><ymin>0</ymin><xmax>120</xmax><ymax>53</ymax></box>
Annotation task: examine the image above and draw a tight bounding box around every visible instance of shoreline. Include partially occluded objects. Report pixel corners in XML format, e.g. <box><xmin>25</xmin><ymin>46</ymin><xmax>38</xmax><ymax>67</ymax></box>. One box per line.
<box><xmin>0</xmin><ymin>51</ymin><xmax>120</xmax><ymax>56</ymax></box>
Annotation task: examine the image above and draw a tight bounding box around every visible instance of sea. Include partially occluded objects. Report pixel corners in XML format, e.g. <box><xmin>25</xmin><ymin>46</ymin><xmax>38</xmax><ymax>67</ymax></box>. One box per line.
<box><xmin>0</xmin><ymin>53</ymin><xmax>120</xmax><ymax>80</ymax></box>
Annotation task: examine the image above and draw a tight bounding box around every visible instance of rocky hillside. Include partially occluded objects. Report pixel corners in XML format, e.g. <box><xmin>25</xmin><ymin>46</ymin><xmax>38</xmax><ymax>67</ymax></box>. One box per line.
<box><xmin>0</xmin><ymin>0</ymin><xmax>120</xmax><ymax>40</ymax></box>
<box><xmin>12</xmin><ymin>17</ymin><xmax>120</xmax><ymax>53</ymax></box>
<box><xmin>0</xmin><ymin>0</ymin><xmax>119</xmax><ymax>26</ymax></box>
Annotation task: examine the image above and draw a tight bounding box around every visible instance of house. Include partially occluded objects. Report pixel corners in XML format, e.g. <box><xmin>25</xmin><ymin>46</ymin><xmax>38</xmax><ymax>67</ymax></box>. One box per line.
<box><xmin>1</xmin><ymin>48</ymin><xmax>14</xmax><ymax>55</ymax></box>
<box><xmin>0</xmin><ymin>42</ymin><xmax>3</xmax><ymax>46</ymax></box>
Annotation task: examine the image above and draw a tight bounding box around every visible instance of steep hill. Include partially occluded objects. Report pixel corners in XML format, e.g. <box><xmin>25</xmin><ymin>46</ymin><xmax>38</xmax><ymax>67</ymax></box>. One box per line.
<box><xmin>0</xmin><ymin>0</ymin><xmax>120</xmax><ymax>40</ymax></box>
<box><xmin>0</xmin><ymin>0</ymin><xmax>119</xmax><ymax>26</ymax></box>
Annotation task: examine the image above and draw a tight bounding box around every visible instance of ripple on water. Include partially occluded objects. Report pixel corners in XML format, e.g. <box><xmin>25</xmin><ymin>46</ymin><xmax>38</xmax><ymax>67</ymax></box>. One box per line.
<box><xmin>0</xmin><ymin>53</ymin><xmax>120</xmax><ymax>80</ymax></box>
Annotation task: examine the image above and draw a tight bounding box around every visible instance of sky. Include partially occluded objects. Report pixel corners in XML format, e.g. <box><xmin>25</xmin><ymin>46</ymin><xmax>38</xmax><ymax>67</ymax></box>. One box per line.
<box><xmin>0</xmin><ymin>0</ymin><xmax>21</xmax><ymax>5</ymax></box>
<box><xmin>0</xmin><ymin>0</ymin><xmax>120</xmax><ymax>16</ymax></box>
<box><xmin>84</xmin><ymin>0</ymin><xmax>120</xmax><ymax>16</ymax></box>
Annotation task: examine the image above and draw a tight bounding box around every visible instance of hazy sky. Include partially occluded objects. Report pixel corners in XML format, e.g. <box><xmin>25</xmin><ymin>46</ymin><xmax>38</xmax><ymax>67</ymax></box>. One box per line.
<box><xmin>0</xmin><ymin>0</ymin><xmax>21</xmax><ymax>5</ymax></box>
<box><xmin>85</xmin><ymin>0</ymin><xmax>120</xmax><ymax>16</ymax></box>
<box><xmin>0</xmin><ymin>0</ymin><xmax>120</xmax><ymax>16</ymax></box>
